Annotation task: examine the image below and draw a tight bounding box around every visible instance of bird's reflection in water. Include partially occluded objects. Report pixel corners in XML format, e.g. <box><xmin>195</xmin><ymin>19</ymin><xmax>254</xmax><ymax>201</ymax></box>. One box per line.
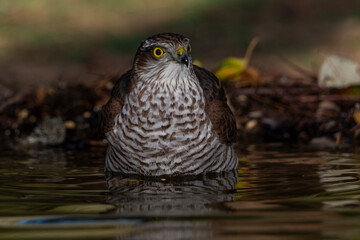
<box><xmin>106</xmin><ymin>170</ymin><xmax>238</xmax><ymax>216</ymax></box>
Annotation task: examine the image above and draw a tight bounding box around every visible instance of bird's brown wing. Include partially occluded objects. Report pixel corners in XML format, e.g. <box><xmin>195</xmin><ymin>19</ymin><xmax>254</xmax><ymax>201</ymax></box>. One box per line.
<box><xmin>100</xmin><ymin>70</ymin><xmax>132</xmax><ymax>137</ymax></box>
<box><xmin>194</xmin><ymin>65</ymin><xmax>237</xmax><ymax>144</ymax></box>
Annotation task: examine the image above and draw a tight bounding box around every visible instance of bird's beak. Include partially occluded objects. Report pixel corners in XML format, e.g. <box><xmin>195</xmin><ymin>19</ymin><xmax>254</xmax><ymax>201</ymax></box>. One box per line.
<box><xmin>176</xmin><ymin>47</ymin><xmax>189</xmax><ymax>67</ymax></box>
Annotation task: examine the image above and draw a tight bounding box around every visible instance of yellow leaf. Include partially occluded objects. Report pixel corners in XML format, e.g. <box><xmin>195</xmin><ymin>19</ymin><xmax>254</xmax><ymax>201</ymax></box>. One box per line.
<box><xmin>192</xmin><ymin>59</ymin><xmax>203</xmax><ymax>67</ymax></box>
<box><xmin>16</xmin><ymin>109</ymin><xmax>29</xmax><ymax>120</ymax></box>
<box><xmin>354</xmin><ymin>110</ymin><xmax>360</xmax><ymax>124</ymax></box>
<box><xmin>215</xmin><ymin>57</ymin><xmax>247</xmax><ymax>81</ymax></box>
<box><xmin>64</xmin><ymin>120</ymin><xmax>76</xmax><ymax>129</ymax></box>
<box><xmin>215</xmin><ymin>38</ymin><xmax>259</xmax><ymax>82</ymax></box>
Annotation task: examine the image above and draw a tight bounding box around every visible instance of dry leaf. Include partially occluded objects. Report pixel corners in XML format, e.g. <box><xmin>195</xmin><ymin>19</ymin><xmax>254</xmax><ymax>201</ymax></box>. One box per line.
<box><xmin>318</xmin><ymin>55</ymin><xmax>360</xmax><ymax>88</ymax></box>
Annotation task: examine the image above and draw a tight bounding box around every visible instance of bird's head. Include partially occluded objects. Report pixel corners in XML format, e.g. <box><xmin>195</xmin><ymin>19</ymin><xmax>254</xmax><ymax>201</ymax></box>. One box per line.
<box><xmin>133</xmin><ymin>33</ymin><xmax>194</xmax><ymax>86</ymax></box>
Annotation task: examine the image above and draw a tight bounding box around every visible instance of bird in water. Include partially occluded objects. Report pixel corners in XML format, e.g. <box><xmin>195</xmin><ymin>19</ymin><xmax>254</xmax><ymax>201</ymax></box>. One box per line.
<box><xmin>100</xmin><ymin>33</ymin><xmax>238</xmax><ymax>176</ymax></box>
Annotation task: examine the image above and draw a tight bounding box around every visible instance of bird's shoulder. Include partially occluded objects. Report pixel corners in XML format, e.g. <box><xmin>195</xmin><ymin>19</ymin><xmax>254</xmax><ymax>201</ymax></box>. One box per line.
<box><xmin>194</xmin><ymin>65</ymin><xmax>237</xmax><ymax>144</ymax></box>
<box><xmin>100</xmin><ymin>70</ymin><xmax>132</xmax><ymax>137</ymax></box>
<box><xmin>111</xmin><ymin>70</ymin><xmax>132</xmax><ymax>100</ymax></box>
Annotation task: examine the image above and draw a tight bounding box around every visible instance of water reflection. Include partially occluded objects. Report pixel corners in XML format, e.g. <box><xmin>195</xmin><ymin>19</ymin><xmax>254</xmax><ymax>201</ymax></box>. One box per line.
<box><xmin>106</xmin><ymin>171</ymin><xmax>238</xmax><ymax>216</ymax></box>
<box><xmin>1</xmin><ymin>148</ymin><xmax>360</xmax><ymax>240</ymax></box>
<box><xmin>317</xmin><ymin>152</ymin><xmax>360</xmax><ymax>209</ymax></box>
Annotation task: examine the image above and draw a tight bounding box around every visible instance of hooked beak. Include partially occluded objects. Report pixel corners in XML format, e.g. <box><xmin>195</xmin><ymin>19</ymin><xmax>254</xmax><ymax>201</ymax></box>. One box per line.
<box><xmin>176</xmin><ymin>47</ymin><xmax>189</xmax><ymax>67</ymax></box>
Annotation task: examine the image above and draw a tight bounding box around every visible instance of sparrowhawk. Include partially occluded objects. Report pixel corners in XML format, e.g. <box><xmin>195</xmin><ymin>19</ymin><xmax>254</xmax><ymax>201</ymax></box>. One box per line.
<box><xmin>101</xmin><ymin>33</ymin><xmax>238</xmax><ymax>176</ymax></box>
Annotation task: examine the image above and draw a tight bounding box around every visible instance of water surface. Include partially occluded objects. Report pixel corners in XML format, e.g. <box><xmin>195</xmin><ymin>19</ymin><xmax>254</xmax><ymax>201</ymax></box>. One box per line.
<box><xmin>0</xmin><ymin>146</ymin><xmax>360</xmax><ymax>240</ymax></box>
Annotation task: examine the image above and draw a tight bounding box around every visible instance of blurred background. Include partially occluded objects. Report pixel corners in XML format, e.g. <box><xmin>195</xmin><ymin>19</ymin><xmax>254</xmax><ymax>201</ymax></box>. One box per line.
<box><xmin>1</xmin><ymin>0</ymin><xmax>360</xmax><ymax>147</ymax></box>
<box><xmin>1</xmin><ymin>0</ymin><xmax>360</xmax><ymax>90</ymax></box>
<box><xmin>2</xmin><ymin>3</ymin><xmax>360</xmax><ymax>238</ymax></box>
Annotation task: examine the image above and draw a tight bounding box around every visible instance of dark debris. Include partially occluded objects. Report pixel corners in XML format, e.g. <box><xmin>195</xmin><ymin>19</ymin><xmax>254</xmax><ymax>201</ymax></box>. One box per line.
<box><xmin>0</xmin><ymin>70</ymin><xmax>359</xmax><ymax>150</ymax></box>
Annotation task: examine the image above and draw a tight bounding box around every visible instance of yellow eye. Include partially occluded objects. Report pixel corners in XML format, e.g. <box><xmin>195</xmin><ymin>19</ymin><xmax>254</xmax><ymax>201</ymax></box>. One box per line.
<box><xmin>188</xmin><ymin>44</ymin><xmax>191</xmax><ymax>53</ymax></box>
<box><xmin>153</xmin><ymin>47</ymin><xmax>166</xmax><ymax>58</ymax></box>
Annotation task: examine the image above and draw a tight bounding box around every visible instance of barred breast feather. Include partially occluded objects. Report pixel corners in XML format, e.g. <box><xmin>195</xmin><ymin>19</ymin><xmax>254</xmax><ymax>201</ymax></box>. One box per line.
<box><xmin>101</xmin><ymin>65</ymin><xmax>238</xmax><ymax>176</ymax></box>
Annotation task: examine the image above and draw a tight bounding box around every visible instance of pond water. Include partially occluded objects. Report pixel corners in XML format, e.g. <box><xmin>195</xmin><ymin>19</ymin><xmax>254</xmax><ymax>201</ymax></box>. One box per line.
<box><xmin>0</xmin><ymin>146</ymin><xmax>360</xmax><ymax>240</ymax></box>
